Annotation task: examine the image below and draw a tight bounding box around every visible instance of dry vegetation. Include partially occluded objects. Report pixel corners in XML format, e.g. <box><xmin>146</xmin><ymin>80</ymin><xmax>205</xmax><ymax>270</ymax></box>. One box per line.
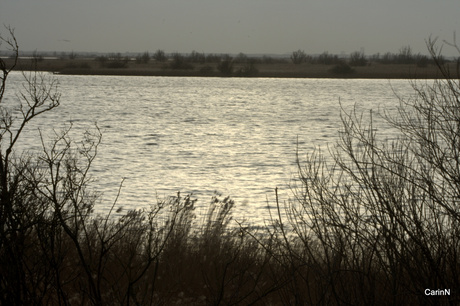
<box><xmin>1</xmin><ymin>47</ymin><xmax>455</xmax><ymax>79</ymax></box>
<box><xmin>17</xmin><ymin>59</ymin><xmax>453</xmax><ymax>79</ymax></box>
<box><xmin>1</xmin><ymin>27</ymin><xmax>459</xmax><ymax>305</ymax></box>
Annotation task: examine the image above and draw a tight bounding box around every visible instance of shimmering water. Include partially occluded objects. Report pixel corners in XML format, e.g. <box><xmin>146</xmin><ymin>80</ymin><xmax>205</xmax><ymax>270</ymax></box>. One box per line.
<box><xmin>4</xmin><ymin>72</ymin><xmax>415</xmax><ymax>224</ymax></box>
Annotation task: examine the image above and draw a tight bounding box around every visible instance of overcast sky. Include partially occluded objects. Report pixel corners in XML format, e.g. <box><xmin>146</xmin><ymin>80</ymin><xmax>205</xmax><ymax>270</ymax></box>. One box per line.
<box><xmin>2</xmin><ymin>0</ymin><xmax>460</xmax><ymax>56</ymax></box>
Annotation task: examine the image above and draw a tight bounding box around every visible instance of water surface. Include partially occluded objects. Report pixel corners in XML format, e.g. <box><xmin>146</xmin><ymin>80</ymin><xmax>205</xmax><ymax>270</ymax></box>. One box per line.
<box><xmin>5</xmin><ymin>73</ymin><xmax>415</xmax><ymax>224</ymax></box>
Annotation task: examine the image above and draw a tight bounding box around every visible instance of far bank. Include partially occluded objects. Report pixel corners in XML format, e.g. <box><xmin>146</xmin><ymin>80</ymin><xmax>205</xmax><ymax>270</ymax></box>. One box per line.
<box><xmin>5</xmin><ymin>57</ymin><xmax>454</xmax><ymax>79</ymax></box>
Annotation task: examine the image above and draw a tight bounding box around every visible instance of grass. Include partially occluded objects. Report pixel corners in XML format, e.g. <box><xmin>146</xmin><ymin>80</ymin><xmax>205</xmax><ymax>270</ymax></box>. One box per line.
<box><xmin>3</xmin><ymin>190</ymin><xmax>454</xmax><ymax>305</ymax></box>
<box><xmin>3</xmin><ymin>188</ymin><xmax>456</xmax><ymax>305</ymax></box>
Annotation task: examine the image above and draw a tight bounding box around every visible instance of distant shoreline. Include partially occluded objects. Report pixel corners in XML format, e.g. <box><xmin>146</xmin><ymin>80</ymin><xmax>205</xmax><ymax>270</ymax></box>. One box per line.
<box><xmin>8</xmin><ymin>58</ymin><xmax>452</xmax><ymax>79</ymax></box>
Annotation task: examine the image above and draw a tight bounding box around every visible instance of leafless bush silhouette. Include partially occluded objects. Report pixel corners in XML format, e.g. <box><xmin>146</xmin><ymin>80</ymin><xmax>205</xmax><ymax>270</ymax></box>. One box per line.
<box><xmin>152</xmin><ymin>49</ymin><xmax>167</xmax><ymax>62</ymax></box>
<box><xmin>291</xmin><ymin>49</ymin><xmax>308</xmax><ymax>64</ymax></box>
<box><xmin>217</xmin><ymin>54</ymin><xmax>234</xmax><ymax>76</ymax></box>
<box><xmin>169</xmin><ymin>53</ymin><xmax>194</xmax><ymax>70</ymax></box>
<box><xmin>0</xmin><ymin>27</ymin><xmax>210</xmax><ymax>305</ymax></box>
<box><xmin>135</xmin><ymin>51</ymin><xmax>150</xmax><ymax>64</ymax></box>
<box><xmin>349</xmin><ymin>51</ymin><xmax>368</xmax><ymax>66</ymax></box>
<box><xmin>260</xmin><ymin>37</ymin><xmax>460</xmax><ymax>305</ymax></box>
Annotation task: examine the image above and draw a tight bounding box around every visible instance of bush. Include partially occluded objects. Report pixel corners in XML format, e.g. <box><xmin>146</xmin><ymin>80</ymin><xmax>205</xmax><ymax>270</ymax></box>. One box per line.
<box><xmin>416</xmin><ymin>54</ymin><xmax>429</xmax><ymax>67</ymax></box>
<box><xmin>68</xmin><ymin>51</ymin><xmax>77</xmax><ymax>60</ymax></box>
<box><xmin>0</xmin><ymin>27</ymin><xmax>195</xmax><ymax>305</ymax></box>
<box><xmin>106</xmin><ymin>53</ymin><xmax>129</xmax><ymax>68</ymax></box>
<box><xmin>330</xmin><ymin>61</ymin><xmax>355</xmax><ymax>74</ymax></box>
<box><xmin>316</xmin><ymin>51</ymin><xmax>341</xmax><ymax>65</ymax></box>
<box><xmin>217</xmin><ymin>55</ymin><xmax>233</xmax><ymax>76</ymax></box>
<box><xmin>349</xmin><ymin>51</ymin><xmax>368</xmax><ymax>66</ymax></box>
<box><xmin>235</xmin><ymin>62</ymin><xmax>259</xmax><ymax>77</ymax></box>
<box><xmin>65</xmin><ymin>62</ymin><xmax>91</xmax><ymax>69</ymax></box>
<box><xmin>235</xmin><ymin>58</ymin><xmax>259</xmax><ymax>77</ymax></box>
<box><xmin>95</xmin><ymin>55</ymin><xmax>108</xmax><ymax>67</ymax></box>
<box><xmin>152</xmin><ymin>49</ymin><xmax>167</xmax><ymax>62</ymax></box>
<box><xmin>169</xmin><ymin>53</ymin><xmax>194</xmax><ymax>70</ymax></box>
<box><xmin>205</xmin><ymin>53</ymin><xmax>222</xmax><ymax>63</ymax></box>
<box><xmin>0</xmin><ymin>29</ymin><xmax>277</xmax><ymax>305</ymax></box>
<box><xmin>135</xmin><ymin>51</ymin><xmax>150</xmax><ymax>64</ymax></box>
<box><xmin>187</xmin><ymin>50</ymin><xmax>206</xmax><ymax>63</ymax></box>
<box><xmin>199</xmin><ymin>65</ymin><xmax>214</xmax><ymax>75</ymax></box>
<box><xmin>267</xmin><ymin>37</ymin><xmax>460</xmax><ymax>304</ymax></box>
<box><xmin>291</xmin><ymin>49</ymin><xmax>307</xmax><ymax>64</ymax></box>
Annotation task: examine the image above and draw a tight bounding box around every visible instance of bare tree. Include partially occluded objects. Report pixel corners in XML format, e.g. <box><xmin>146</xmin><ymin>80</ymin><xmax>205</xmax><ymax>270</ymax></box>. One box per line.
<box><xmin>349</xmin><ymin>50</ymin><xmax>368</xmax><ymax>66</ymax></box>
<box><xmin>291</xmin><ymin>49</ymin><xmax>307</xmax><ymax>64</ymax></box>
<box><xmin>0</xmin><ymin>25</ymin><xmax>61</xmax><ymax>305</ymax></box>
<box><xmin>217</xmin><ymin>54</ymin><xmax>234</xmax><ymax>76</ymax></box>
<box><xmin>152</xmin><ymin>49</ymin><xmax>167</xmax><ymax>62</ymax></box>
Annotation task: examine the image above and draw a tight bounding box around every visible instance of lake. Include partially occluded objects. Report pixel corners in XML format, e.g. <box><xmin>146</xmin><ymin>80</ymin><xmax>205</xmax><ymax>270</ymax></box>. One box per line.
<box><xmin>4</xmin><ymin>72</ymin><xmax>416</xmax><ymax>225</ymax></box>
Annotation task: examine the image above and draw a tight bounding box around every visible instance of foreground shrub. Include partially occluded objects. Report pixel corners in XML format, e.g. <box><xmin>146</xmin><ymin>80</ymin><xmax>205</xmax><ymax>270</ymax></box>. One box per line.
<box><xmin>265</xmin><ymin>37</ymin><xmax>460</xmax><ymax>305</ymax></box>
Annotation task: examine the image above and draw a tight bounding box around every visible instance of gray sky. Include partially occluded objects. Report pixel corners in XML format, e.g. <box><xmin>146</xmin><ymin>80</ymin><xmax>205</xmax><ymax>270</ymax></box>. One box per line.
<box><xmin>2</xmin><ymin>0</ymin><xmax>460</xmax><ymax>56</ymax></box>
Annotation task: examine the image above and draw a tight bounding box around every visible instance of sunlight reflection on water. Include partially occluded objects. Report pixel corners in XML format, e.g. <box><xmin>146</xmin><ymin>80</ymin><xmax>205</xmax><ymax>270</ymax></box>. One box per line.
<box><xmin>5</xmin><ymin>73</ymin><xmax>415</xmax><ymax>225</ymax></box>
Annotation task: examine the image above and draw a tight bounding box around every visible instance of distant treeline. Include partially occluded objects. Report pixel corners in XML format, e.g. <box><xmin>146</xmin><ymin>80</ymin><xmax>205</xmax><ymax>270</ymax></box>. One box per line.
<box><xmin>290</xmin><ymin>46</ymin><xmax>443</xmax><ymax>67</ymax></box>
<box><xmin>0</xmin><ymin>45</ymin><xmax>453</xmax><ymax>68</ymax></box>
<box><xmin>2</xmin><ymin>45</ymin><xmax>457</xmax><ymax>78</ymax></box>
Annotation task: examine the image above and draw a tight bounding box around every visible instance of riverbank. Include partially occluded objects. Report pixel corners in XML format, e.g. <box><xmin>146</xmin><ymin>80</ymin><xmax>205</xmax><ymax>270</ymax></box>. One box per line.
<box><xmin>9</xmin><ymin>57</ymin><xmax>452</xmax><ymax>79</ymax></box>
